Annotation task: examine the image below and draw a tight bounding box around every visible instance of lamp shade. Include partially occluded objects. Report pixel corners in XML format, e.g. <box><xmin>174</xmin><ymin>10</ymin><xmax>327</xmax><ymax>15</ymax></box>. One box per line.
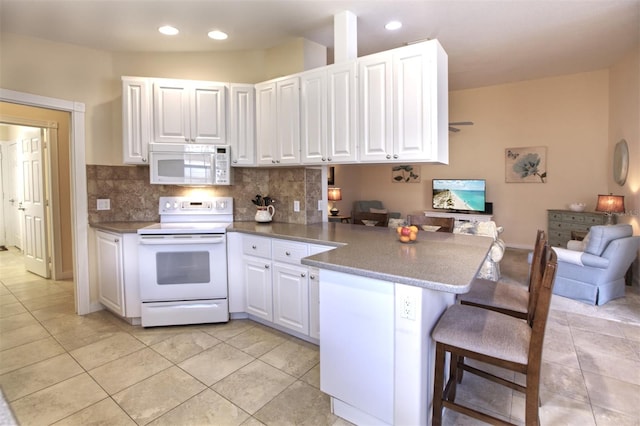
<box><xmin>595</xmin><ymin>194</ymin><xmax>625</xmax><ymax>214</ymax></box>
<box><xmin>328</xmin><ymin>187</ymin><xmax>342</xmax><ymax>202</ymax></box>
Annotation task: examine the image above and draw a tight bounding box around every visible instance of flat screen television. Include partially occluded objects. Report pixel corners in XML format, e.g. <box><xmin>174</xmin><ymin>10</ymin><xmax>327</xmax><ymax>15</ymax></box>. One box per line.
<box><xmin>432</xmin><ymin>179</ymin><xmax>486</xmax><ymax>213</ymax></box>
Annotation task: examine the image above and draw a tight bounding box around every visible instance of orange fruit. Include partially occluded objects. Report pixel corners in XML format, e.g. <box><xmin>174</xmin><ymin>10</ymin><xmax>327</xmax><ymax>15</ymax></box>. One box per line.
<box><xmin>409</xmin><ymin>232</ymin><xmax>417</xmax><ymax>241</ymax></box>
<box><xmin>397</xmin><ymin>226</ymin><xmax>403</xmax><ymax>234</ymax></box>
<box><xmin>399</xmin><ymin>235</ymin><xmax>410</xmax><ymax>243</ymax></box>
<box><xmin>409</xmin><ymin>225</ymin><xmax>419</xmax><ymax>233</ymax></box>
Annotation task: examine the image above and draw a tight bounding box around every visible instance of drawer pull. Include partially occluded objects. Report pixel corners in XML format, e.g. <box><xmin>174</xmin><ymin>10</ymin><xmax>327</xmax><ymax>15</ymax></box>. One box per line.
<box><xmin>285</xmin><ymin>251</ymin><xmax>291</xmax><ymax>256</ymax></box>
<box><xmin>252</xmin><ymin>245</ymin><xmax>257</xmax><ymax>249</ymax></box>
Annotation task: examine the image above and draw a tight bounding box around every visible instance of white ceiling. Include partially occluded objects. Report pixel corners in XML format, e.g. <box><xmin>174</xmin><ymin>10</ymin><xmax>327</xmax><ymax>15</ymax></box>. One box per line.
<box><xmin>1</xmin><ymin>0</ymin><xmax>638</xmax><ymax>90</ymax></box>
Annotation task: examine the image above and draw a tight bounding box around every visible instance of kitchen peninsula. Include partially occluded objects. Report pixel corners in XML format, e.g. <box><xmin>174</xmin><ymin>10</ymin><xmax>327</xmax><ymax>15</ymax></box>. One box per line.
<box><xmin>229</xmin><ymin>222</ymin><xmax>493</xmax><ymax>425</ymax></box>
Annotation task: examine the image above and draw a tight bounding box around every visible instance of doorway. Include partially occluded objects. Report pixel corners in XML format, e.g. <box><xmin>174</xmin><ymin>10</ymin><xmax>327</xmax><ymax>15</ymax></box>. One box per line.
<box><xmin>0</xmin><ymin>123</ymin><xmax>58</xmax><ymax>278</ymax></box>
<box><xmin>0</xmin><ymin>91</ymin><xmax>89</xmax><ymax>315</ymax></box>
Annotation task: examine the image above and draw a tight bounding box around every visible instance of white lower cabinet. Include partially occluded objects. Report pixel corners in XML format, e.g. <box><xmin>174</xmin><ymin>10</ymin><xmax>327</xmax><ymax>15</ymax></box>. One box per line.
<box><xmin>95</xmin><ymin>230</ymin><xmax>140</xmax><ymax>319</ymax></box>
<box><xmin>235</xmin><ymin>233</ymin><xmax>333</xmax><ymax>341</ymax></box>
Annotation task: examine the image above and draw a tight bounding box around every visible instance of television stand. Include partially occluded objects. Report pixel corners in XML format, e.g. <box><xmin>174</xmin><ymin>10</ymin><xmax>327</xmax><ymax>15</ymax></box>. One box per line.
<box><xmin>423</xmin><ymin>210</ymin><xmax>493</xmax><ymax>228</ymax></box>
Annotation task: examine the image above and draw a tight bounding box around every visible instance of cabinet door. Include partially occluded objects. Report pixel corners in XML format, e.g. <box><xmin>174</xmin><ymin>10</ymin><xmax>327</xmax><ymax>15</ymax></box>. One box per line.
<box><xmin>96</xmin><ymin>231</ymin><xmax>125</xmax><ymax>316</ymax></box>
<box><xmin>393</xmin><ymin>45</ymin><xmax>432</xmax><ymax>161</ymax></box>
<box><xmin>358</xmin><ymin>53</ymin><xmax>393</xmax><ymax>162</ymax></box>
<box><xmin>255</xmin><ymin>82</ymin><xmax>278</xmax><ymax>165</ymax></box>
<box><xmin>300</xmin><ymin>70</ymin><xmax>327</xmax><ymax>164</ymax></box>
<box><xmin>276</xmin><ymin>77</ymin><xmax>301</xmax><ymax>164</ymax></box>
<box><xmin>153</xmin><ymin>81</ymin><xmax>191</xmax><ymax>143</ymax></box>
<box><xmin>192</xmin><ymin>83</ymin><xmax>227</xmax><ymax>144</ymax></box>
<box><xmin>229</xmin><ymin>84</ymin><xmax>256</xmax><ymax>166</ymax></box>
<box><xmin>122</xmin><ymin>77</ymin><xmax>150</xmax><ymax>164</ymax></box>
<box><xmin>243</xmin><ymin>256</ymin><xmax>273</xmax><ymax>322</ymax></box>
<box><xmin>328</xmin><ymin>62</ymin><xmax>357</xmax><ymax>163</ymax></box>
<box><xmin>272</xmin><ymin>262</ymin><xmax>309</xmax><ymax>334</ymax></box>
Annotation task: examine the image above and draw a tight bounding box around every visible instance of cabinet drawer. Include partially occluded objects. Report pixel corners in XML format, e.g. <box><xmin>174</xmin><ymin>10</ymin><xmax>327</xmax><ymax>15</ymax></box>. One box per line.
<box><xmin>548</xmin><ymin>211</ymin><xmax>563</xmax><ymax>221</ymax></box>
<box><xmin>242</xmin><ymin>235</ymin><xmax>272</xmax><ymax>258</ymax></box>
<box><xmin>273</xmin><ymin>239</ymin><xmax>308</xmax><ymax>264</ymax></box>
<box><xmin>561</xmin><ymin>213</ymin><xmax>585</xmax><ymax>223</ymax></box>
<box><xmin>583</xmin><ymin>215</ymin><xmax>604</xmax><ymax>225</ymax></box>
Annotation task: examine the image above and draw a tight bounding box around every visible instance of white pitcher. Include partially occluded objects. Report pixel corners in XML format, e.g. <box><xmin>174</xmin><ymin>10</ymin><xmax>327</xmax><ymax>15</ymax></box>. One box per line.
<box><xmin>255</xmin><ymin>205</ymin><xmax>275</xmax><ymax>223</ymax></box>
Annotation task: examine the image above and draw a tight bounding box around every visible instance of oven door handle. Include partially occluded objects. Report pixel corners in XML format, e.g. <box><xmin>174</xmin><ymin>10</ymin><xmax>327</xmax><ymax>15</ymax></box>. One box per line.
<box><xmin>139</xmin><ymin>236</ymin><xmax>226</xmax><ymax>245</ymax></box>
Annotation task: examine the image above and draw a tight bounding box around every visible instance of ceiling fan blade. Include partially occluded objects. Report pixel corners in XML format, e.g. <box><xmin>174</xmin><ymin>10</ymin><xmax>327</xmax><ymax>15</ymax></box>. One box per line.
<box><xmin>448</xmin><ymin>121</ymin><xmax>474</xmax><ymax>126</ymax></box>
<box><xmin>448</xmin><ymin>126</ymin><xmax>460</xmax><ymax>132</ymax></box>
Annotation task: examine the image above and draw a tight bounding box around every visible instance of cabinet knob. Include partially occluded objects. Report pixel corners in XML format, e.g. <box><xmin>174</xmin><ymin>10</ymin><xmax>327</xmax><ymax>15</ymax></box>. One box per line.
<box><xmin>185</xmin><ymin>138</ymin><xmax>189</xmax><ymax>142</ymax></box>
<box><xmin>386</xmin><ymin>154</ymin><xmax>391</xmax><ymax>159</ymax></box>
<box><xmin>393</xmin><ymin>154</ymin><xmax>399</xmax><ymax>159</ymax></box>
<box><xmin>276</xmin><ymin>160</ymin><xmax>281</xmax><ymax>164</ymax></box>
<box><xmin>252</xmin><ymin>245</ymin><xmax>257</xmax><ymax>249</ymax></box>
<box><xmin>285</xmin><ymin>251</ymin><xmax>291</xmax><ymax>256</ymax></box>
<box><xmin>310</xmin><ymin>275</ymin><xmax>316</xmax><ymax>280</ymax></box>
<box><xmin>272</xmin><ymin>160</ymin><xmax>276</xmax><ymax>164</ymax></box>
<box><xmin>264</xmin><ymin>264</ymin><xmax>270</xmax><ymax>269</ymax></box>
<box><xmin>114</xmin><ymin>239</ymin><xmax>119</xmax><ymax>243</ymax></box>
<box><xmin>321</xmin><ymin>157</ymin><xmax>326</xmax><ymax>161</ymax></box>
<box><xmin>300</xmin><ymin>273</ymin><xmax>306</xmax><ymax>278</ymax></box>
<box><xmin>327</xmin><ymin>158</ymin><xmax>332</xmax><ymax>161</ymax></box>
<box><xmin>142</xmin><ymin>158</ymin><xmax>147</xmax><ymax>163</ymax></box>
<box><xmin>233</xmin><ymin>159</ymin><xmax>238</xmax><ymax>164</ymax></box>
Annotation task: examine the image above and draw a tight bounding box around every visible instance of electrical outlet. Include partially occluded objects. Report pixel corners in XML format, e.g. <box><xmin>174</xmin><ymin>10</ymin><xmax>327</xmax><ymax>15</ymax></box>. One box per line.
<box><xmin>97</xmin><ymin>199</ymin><xmax>110</xmax><ymax>211</ymax></box>
<box><xmin>293</xmin><ymin>200</ymin><xmax>300</xmax><ymax>212</ymax></box>
<box><xmin>400</xmin><ymin>295</ymin><xmax>416</xmax><ymax>320</ymax></box>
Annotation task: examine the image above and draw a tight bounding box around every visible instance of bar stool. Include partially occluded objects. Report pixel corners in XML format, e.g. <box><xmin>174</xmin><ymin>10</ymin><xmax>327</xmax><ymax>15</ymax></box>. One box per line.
<box><xmin>431</xmin><ymin>249</ymin><xmax>557</xmax><ymax>426</ymax></box>
<box><xmin>458</xmin><ymin>230</ymin><xmax>546</xmax><ymax>323</ymax></box>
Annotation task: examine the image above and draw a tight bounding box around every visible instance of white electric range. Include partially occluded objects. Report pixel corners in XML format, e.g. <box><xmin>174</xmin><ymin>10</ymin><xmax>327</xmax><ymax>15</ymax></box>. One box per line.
<box><xmin>137</xmin><ymin>196</ymin><xmax>233</xmax><ymax>327</ymax></box>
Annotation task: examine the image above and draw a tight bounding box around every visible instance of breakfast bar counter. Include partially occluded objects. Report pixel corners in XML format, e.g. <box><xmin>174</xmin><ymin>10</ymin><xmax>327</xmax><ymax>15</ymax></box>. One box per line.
<box><xmin>230</xmin><ymin>221</ymin><xmax>493</xmax><ymax>425</ymax></box>
<box><xmin>230</xmin><ymin>221</ymin><xmax>493</xmax><ymax>293</ymax></box>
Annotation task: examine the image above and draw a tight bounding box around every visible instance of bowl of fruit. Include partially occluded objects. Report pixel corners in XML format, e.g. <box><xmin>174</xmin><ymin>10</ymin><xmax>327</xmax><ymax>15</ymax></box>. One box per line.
<box><xmin>396</xmin><ymin>225</ymin><xmax>418</xmax><ymax>243</ymax></box>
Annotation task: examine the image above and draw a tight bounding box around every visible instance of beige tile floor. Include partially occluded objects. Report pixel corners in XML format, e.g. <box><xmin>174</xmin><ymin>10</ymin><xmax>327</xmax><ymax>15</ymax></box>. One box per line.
<box><xmin>1</xmin><ymin>246</ymin><xmax>639</xmax><ymax>425</ymax></box>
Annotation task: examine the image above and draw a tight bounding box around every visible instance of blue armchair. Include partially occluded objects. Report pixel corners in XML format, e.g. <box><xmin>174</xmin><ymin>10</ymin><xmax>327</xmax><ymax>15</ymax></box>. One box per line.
<box><xmin>553</xmin><ymin>224</ymin><xmax>639</xmax><ymax>305</ymax></box>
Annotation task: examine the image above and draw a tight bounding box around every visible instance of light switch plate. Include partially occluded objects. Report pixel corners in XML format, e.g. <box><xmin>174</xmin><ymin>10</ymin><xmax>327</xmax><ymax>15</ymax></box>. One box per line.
<box><xmin>97</xmin><ymin>199</ymin><xmax>110</xmax><ymax>210</ymax></box>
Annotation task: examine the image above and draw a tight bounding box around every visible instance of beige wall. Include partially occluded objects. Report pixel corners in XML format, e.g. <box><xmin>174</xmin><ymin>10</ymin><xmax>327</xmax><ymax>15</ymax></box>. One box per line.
<box><xmin>608</xmin><ymin>46</ymin><xmax>640</xmax><ymax>233</ymax></box>
<box><xmin>336</xmin><ymin>69</ymin><xmax>612</xmax><ymax>248</ymax></box>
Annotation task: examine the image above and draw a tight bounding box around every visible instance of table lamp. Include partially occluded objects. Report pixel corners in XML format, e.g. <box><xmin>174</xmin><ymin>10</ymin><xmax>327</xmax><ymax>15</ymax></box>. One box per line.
<box><xmin>328</xmin><ymin>187</ymin><xmax>342</xmax><ymax>216</ymax></box>
<box><xmin>595</xmin><ymin>193</ymin><xmax>625</xmax><ymax>225</ymax></box>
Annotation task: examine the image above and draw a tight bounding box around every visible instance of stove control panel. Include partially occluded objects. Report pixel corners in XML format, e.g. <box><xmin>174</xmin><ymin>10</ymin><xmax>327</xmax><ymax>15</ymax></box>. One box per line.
<box><xmin>159</xmin><ymin>196</ymin><xmax>233</xmax><ymax>216</ymax></box>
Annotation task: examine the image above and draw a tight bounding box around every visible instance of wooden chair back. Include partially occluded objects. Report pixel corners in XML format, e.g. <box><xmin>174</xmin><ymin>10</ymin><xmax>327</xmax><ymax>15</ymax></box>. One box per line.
<box><xmin>526</xmin><ymin>230</ymin><xmax>548</xmax><ymax>325</ymax></box>
<box><xmin>406</xmin><ymin>215</ymin><xmax>455</xmax><ymax>233</ymax></box>
<box><xmin>352</xmin><ymin>212</ymin><xmax>389</xmax><ymax>227</ymax></box>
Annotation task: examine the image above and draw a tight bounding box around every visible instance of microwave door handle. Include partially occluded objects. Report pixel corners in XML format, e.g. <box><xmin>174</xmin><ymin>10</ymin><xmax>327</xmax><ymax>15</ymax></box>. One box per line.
<box><xmin>139</xmin><ymin>236</ymin><xmax>225</xmax><ymax>245</ymax></box>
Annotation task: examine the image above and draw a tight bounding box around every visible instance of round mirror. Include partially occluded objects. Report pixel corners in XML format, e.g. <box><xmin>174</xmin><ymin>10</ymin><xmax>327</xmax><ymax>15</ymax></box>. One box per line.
<box><xmin>613</xmin><ymin>139</ymin><xmax>629</xmax><ymax>186</ymax></box>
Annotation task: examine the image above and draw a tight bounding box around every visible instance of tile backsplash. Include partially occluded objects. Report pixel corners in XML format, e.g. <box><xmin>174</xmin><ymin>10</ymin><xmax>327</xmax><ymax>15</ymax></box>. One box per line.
<box><xmin>87</xmin><ymin>165</ymin><xmax>323</xmax><ymax>225</ymax></box>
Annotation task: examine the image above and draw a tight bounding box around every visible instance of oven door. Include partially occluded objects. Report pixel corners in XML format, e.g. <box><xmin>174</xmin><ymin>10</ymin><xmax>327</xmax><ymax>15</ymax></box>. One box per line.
<box><xmin>138</xmin><ymin>233</ymin><xmax>227</xmax><ymax>302</ymax></box>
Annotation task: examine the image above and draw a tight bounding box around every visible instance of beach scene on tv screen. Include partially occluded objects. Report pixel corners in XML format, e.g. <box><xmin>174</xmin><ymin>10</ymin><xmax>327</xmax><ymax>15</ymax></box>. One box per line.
<box><xmin>433</xmin><ymin>180</ymin><xmax>485</xmax><ymax>211</ymax></box>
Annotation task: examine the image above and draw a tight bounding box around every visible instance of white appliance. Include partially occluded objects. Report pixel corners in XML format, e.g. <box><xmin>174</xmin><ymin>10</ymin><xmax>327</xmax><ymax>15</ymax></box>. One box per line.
<box><xmin>149</xmin><ymin>143</ymin><xmax>232</xmax><ymax>186</ymax></box>
<box><xmin>137</xmin><ymin>196</ymin><xmax>233</xmax><ymax>327</ymax></box>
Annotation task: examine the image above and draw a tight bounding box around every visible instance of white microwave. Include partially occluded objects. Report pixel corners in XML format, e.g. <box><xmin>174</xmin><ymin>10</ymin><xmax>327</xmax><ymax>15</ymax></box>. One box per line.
<box><xmin>149</xmin><ymin>143</ymin><xmax>232</xmax><ymax>186</ymax></box>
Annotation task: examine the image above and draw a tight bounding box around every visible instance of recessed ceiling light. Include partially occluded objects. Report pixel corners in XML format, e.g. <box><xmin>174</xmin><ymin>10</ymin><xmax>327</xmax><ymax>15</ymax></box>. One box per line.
<box><xmin>208</xmin><ymin>30</ymin><xmax>228</xmax><ymax>40</ymax></box>
<box><xmin>385</xmin><ymin>21</ymin><xmax>402</xmax><ymax>31</ymax></box>
<box><xmin>158</xmin><ymin>25</ymin><xmax>179</xmax><ymax>36</ymax></box>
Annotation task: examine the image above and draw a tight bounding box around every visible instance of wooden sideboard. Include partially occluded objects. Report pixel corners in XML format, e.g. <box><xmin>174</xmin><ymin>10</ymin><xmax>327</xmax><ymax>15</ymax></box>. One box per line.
<box><xmin>547</xmin><ymin>210</ymin><xmax>606</xmax><ymax>248</ymax></box>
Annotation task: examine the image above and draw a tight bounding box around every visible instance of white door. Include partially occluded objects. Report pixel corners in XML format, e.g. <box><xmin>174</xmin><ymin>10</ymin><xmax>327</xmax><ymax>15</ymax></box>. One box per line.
<box><xmin>21</xmin><ymin>128</ymin><xmax>50</xmax><ymax>278</ymax></box>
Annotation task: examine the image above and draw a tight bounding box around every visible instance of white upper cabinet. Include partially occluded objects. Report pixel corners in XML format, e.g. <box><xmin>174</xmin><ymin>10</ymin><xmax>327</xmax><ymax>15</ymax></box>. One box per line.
<box><xmin>256</xmin><ymin>76</ymin><xmax>300</xmax><ymax>165</ymax></box>
<box><xmin>359</xmin><ymin>40</ymin><xmax>449</xmax><ymax>164</ymax></box>
<box><xmin>301</xmin><ymin>62</ymin><xmax>357</xmax><ymax>164</ymax></box>
<box><xmin>229</xmin><ymin>84</ymin><xmax>256</xmax><ymax>166</ymax></box>
<box><xmin>122</xmin><ymin>77</ymin><xmax>151</xmax><ymax>164</ymax></box>
<box><xmin>153</xmin><ymin>79</ymin><xmax>227</xmax><ymax>144</ymax></box>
